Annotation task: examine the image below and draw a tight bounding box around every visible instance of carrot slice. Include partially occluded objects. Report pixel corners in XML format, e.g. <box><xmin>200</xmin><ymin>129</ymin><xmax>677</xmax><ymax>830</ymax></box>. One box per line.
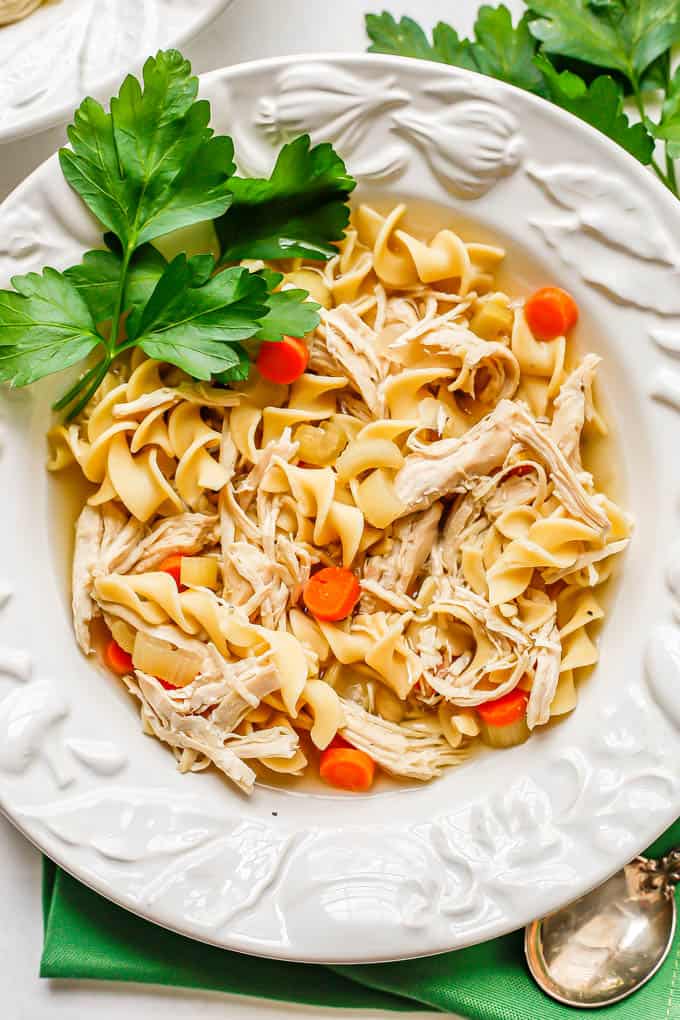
<box><xmin>158</xmin><ymin>553</ymin><xmax>185</xmax><ymax>590</ymax></box>
<box><xmin>257</xmin><ymin>336</ymin><xmax>309</xmax><ymax>384</ymax></box>
<box><xmin>319</xmin><ymin>747</ymin><xmax>375</xmax><ymax>792</ymax></box>
<box><xmin>477</xmin><ymin>689</ymin><xmax>528</xmax><ymax>727</ymax></box>
<box><xmin>303</xmin><ymin>566</ymin><xmax>361</xmax><ymax>621</ymax></box>
<box><xmin>104</xmin><ymin>639</ymin><xmax>133</xmax><ymax>676</ymax></box>
<box><xmin>524</xmin><ymin>287</ymin><xmax>579</xmax><ymax>341</ymax></box>
<box><xmin>328</xmin><ymin>733</ymin><xmax>353</xmax><ymax>750</ymax></box>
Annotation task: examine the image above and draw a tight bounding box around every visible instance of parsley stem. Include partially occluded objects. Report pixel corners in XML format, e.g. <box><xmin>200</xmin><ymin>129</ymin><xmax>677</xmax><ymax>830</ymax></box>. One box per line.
<box><xmin>56</xmin><ymin>242</ymin><xmax>136</xmax><ymax>417</ymax></box>
<box><xmin>663</xmin><ymin>53</ymin><xmax>679</xmax><ymax>196</ymax></box>
<box><xmin>631</xmin><ymin>73</ymin><xmax>675</xmax><ymax>195</ymax></box>
<box><xmin>111</xmin><ymin>337</ymin><xmax>138</xmax><ymax>354</ymax></box>
<box><xmin>651</xmin><ymin>157</ymin><xmax>674</xmax><ymax>192</ymax></box>
<box><xmin>63</xmin><ymin>357</ymin><xmax>112</xmax><ymax>422</ymax></box>
<box><xmin>52</xmin><ymin>357</ymin><xmax>108</xmax><ymax>412</ymax></box>
<box><xmin>109</xmin><ymin>245</ymin><xmax>133</xmax><ymax>353</ymax></box>
<box><xmin>665</xmin><ymin>146</ymin><xmax>678</xmax><ymax>195</ymax></box>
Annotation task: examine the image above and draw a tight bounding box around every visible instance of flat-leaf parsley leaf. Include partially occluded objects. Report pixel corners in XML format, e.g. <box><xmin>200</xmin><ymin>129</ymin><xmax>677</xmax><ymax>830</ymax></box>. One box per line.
<box><xmin>535</xmin><ymin>54</ymin><xmax>654</xmax><ymax>163</ymax></box>
<box><xmin>60</xmin><ymin>50</ymin><xmax>236</xmax><ymax>253</ymax></box>
<box><xmin>0</xmin><ymin>270</ymin><xmax>100</xmax><ymax>388</ymax></box>
<box><xmin>0</xmin><ymin>51</ymin><xmax>354</xmax><ymax>417</ymax></box>
<box><xmin>367</xmin><ymin>2</ymin><xmax>680</xmax><ymax>194</ymax></box>
<box><xmin>216</xmin><ymin>135</ymin><xmax>355</xmax><ymax>263</ymax></box>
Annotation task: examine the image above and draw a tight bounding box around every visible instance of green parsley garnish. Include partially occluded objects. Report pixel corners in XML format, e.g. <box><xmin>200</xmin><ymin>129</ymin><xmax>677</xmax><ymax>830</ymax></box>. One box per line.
<box><xmin>366</xmin><ymin>2</ymin><xmax>680</xmax><ymax>192</ymax></box>
<box><xmin>217</xmin><ymin>136</ymin><xmax>357</xmax><ymax>263</ymax></box>
<box><xmin>0</xmin><ymin>50</ymin><xmax>355</xmax><ymax>418</ymax></box>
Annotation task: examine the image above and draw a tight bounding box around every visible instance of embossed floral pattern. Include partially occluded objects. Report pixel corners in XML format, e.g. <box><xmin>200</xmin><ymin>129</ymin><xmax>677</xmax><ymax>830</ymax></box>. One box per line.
<box><xmin>17</xmin><ymin>684</ymin><xmax>677</xmax><ymax>954</ymax></box>
<box><xmin>254</xmin><ymin>62</ymin><xmax>523</xmax><ymax>193</ymax></box>
<box><xmin>256</xmin><ymin>64</ymin><xmax>411</xmax><ymax>180</ymax></box>
<box><xmin>0</xmin><ymin>0</ymin><xmax>228</xmax><ymax>143</ymax></box>
<box><xmin>392</xmin><ymin>101</ymin><xmax>522</xmax><ymax>198</ymax></box>
<box><xmin>23</xmin><ymin>790</ymin><xmax>295</xmax><ymax>929</ymax></box>
<box><xmin>0</xmin><ymin>679</ymin><xmax>73</xmax><ymax>787</ymax></box>
<box><xmin>527</xmin><ymin>162</ymin><xmax>680</xmax><ymax>314</ymax></box>
<box><xmin>0</xmin><ymin>528</ymin><xmax>127</xmax><ymax>786</ymax></box>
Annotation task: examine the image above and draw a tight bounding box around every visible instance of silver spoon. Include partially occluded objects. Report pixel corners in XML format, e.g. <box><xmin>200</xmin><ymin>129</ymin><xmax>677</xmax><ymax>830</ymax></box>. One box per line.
<box><xmin>525</xmin><ymin>849</ymin><xmax>680</xmax><ymax>1008</ymax></box>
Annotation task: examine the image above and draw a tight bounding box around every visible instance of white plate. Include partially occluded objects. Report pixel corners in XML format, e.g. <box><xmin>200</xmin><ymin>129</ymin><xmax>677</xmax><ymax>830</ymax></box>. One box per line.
<box><xmin>1</xmin><ymin>53</ymin><xmax>680</xmax><ymax>964</ymax></box>
<box><xmin>0</xmin><ymin>0</ymin><xmax>231</xmax><ymax>144</ymax></box>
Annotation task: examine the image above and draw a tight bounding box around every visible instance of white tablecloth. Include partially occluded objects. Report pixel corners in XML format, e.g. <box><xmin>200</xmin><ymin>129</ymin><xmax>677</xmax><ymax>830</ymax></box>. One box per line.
<box><xmin>0</xmin><ymin>1</ymin><xmax>525</xmax><ymax>1016</ymax></box>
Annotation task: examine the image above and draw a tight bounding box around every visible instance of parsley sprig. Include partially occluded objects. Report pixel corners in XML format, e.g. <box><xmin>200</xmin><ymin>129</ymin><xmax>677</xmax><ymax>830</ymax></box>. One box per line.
<box><xmin>0</xmin><ymin>50</ymin><xmax>355</xmax><ymax>418</ymax></box>
<box><xmin>366</xmin><ymin>2</ymin><xmax>680</xmax><ymax>195</ymax></box>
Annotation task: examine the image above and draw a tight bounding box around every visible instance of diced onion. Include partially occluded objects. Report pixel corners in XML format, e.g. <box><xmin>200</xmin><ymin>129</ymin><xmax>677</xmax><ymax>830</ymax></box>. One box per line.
<box><xmin>479</xmin><ymin>716</ymin><xmax>529</xmax><ymax>749</ymax></box>
<box><xmin>470</xmin><ymin>294</ymin><xmax>513</xmax><ymax>340</ymax></box>
<box><xmin>375</xmin><ymin>684</ymin><xmax>404</xmax><ymax>723</ymax></box>
<box><xmin>180</xmin><ymin>556</ymin><xmax>219</xmax><ymax>589</ymax></box>
<box><xmin>132</xmin><ymin>632</ymin><xmax>201</xmax><ymax>688</ymax></box>
<box><xmin>284</xmin><ymin>269</ymin><xmax>332</xmax><ymax>308</ymax></box>
<box><xmin>294</xmin><ymin>420</ymin><xmax>347</xmax><ymax>466</ymax></box>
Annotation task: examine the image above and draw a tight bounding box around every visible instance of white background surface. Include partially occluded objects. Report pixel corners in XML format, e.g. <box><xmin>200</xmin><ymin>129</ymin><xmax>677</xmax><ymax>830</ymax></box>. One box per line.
<box><xmin>0</xmin><ymin>1</ymin><xmax>522</xmax><ymax>1017</ymax></box>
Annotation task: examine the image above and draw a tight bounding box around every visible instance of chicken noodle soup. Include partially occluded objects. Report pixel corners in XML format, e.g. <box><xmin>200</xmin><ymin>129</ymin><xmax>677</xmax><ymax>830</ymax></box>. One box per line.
<box><xmin>47</xmin><ymin>202</ymin><xmax>632</xmax><ymax>795</ymax></box>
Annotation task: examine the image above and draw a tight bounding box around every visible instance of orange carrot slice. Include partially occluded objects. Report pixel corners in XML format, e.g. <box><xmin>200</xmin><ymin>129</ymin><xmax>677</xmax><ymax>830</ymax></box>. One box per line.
<box><xmin>104</xmin><ymin>639</ymin><xmax>133</xmax><ymax>676</ymax></box>
<box><xmin>303</xmin><ymin>566</ymin><xmax>360</xmax><ymax>621</ymax></box>
<box><xmin>257</xmin><ymin>335</ymin><xmax>309</xmax><ymax>384</ymax></box>
<box><xmin>319</xmin><ymin>747</ymin><xmax>375</xmax><ymax>792</ymax></box>
<box><xmin>477</xmin><ymin>689</ymin><xmax>528</xmax><ymax>727</ymax></box>
<box><xmin>328</xmin><ymin>733</ymin><xmax>353</xmax><ymax>750</ymax></box>
<box><xmin>525</xmin><ymin>287</ymin><xmax>578</xmax><ymax>340</ymax></box>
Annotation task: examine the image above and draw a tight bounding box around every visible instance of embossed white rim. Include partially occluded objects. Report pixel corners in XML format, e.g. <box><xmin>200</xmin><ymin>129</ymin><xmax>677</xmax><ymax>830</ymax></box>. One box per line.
<box><xmin>1</xmin><ymin>53</ymin><xmax>680</xmax><ymax>963</ymax></box>
<box><xmin>0</xmin><ymin>0</ymin><xmax>232</xmax><ymax>145</ymax></box>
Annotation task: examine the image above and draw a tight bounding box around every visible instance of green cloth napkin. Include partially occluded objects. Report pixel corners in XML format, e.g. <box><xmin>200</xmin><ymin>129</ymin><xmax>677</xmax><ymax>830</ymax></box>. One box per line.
<box><xmin>42</xmin><ymin>822</ymin><xmax>680</xmax><ymax>1018</ymax></box>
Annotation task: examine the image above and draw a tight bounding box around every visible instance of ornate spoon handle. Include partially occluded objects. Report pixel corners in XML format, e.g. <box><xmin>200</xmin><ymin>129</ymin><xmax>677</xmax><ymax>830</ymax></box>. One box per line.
<box><xmin>638</xmin><ymin>849</ymin><xmax>680</xmax><ymax>896</ymax></box>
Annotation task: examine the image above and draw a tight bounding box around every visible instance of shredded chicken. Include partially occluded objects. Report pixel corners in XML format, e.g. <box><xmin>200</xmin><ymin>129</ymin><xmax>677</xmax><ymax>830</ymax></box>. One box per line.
<box><xmin>394</xmin><ymin>399</ymin><xmax>609</xmax><ymax>536</ymax></box>
<box><xmin>72</xmin><ymin>507</ymin><xmax>103</xmax><ymax>654</ymax></box>
<box><xmin>322</xmin><ymin>306</ymin><xmax>388</xmax><ymax>416</ymax></box>
<box><xmin>129</xmin><ymin>670</ymin><xmax>297</xmax><ymax>793</ymax></box>
<box><xmin>394</xmin><ymin>401</ymin><xmax>519</xmax><ymax>514</ymax></box>
<box><xmin>72</xmin><ymin>505</ymin><xmax>145</xmax><ymax>652</ymax></box>
<box><xmin>359</xmin><ymin>580</ymin><xmax>416</xmax><ymax>612</ymax></box>
<box><xmin>236</xmin><ymin>430</ymin><xmax>298</xmax><ymax>510</ymax></box>
<box><xmin>437</xmin><ymin>494</ymin><xmax>479</xmax><ymax>574</ymax></box>
<box><xmin>362</xmin><ymin>502</ymin><xmax>443</xmax><ymax>610</ymax></box>
<box><xmin>509</xmin><ymin>410</ymin><xmax>609</xmax><ymax>535</ymax></box>
<box><xmin>527</xmin><ymin>621</ymin><xmax>561</xmax><ymax>729</ymax></box>
<box><xmin>420</xmin><ymin>325</ymin><xmax>520</xmax><ymax>402</ymax></box>
<box><xmin>129</xmin><ymin>513</ymin><xmax>220</xmax><ymax>573</ymax></box>
<box><xmin>223</xmin><ymin>541</ymin><xmax>289</xmax><ymax>627</ymax></box>
<box><xmin>551</xmin><ymin>354</ymin><xmax>601</xmax><ymax>468</ymax></box>
<box><xmin>123</xmin><ymin>652</ymin><xmax>291</xmax><ymax>794</ymax></box>
<box><xmin>340</xmin><ymin>699</ymin><xmax>469</xmax><ymax>781</ymax></box>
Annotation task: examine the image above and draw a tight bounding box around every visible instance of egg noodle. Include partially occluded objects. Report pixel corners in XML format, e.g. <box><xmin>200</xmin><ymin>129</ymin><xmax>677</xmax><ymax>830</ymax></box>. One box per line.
<box><xmin>48</xmin><ymin>203</ymin><xmax>631</xmax><ymax>794</ymax></box>
<box><xmin>0</xmin><ymin>0</ymin><xmax>42</xmax><ymax>26</ymax></box>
